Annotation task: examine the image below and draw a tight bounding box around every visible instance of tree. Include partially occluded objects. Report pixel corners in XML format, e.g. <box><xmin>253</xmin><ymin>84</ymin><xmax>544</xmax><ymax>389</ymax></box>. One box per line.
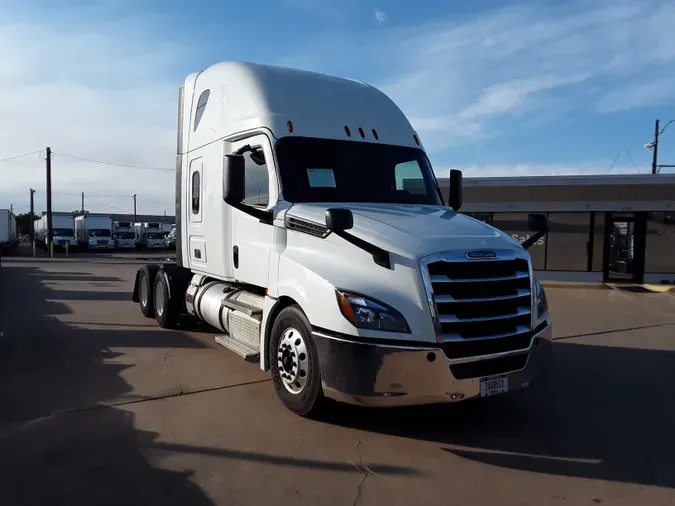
<box><xmin>15</xmin><ymin>213</ymin><xmax>40</xmax><ymax>236</ymax></box>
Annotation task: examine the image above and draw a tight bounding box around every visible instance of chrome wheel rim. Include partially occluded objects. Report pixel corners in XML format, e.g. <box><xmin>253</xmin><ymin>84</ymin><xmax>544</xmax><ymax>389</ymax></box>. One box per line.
<box><xmin>140</xmin><ymin>275</ymin><xmax>148</xmax><ymax>307</ymax></box>
<box><xmin>154</xmin><ymin>281</ymin><xmax>164</xmax><ymax>317</ymax></box>
<box><xmin>277</xmin><ymin>327</ymin><xmax>309</xmax><ymax>395</ymax></box>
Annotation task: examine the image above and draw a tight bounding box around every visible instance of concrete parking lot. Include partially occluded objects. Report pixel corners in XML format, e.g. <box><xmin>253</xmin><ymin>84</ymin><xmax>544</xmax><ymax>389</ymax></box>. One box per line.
<box><xmin>1</xmin><ymin>249</ymin><xmax>675</xmax><ymax>505</ymax></box>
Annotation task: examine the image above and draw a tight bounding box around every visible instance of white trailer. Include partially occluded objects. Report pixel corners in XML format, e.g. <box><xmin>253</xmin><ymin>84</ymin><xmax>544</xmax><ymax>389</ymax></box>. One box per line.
<box><xmin>0</xmin><ymin>209</ymin><xmax>18</xmax><ymax>254</ymax></box>
<box><xmin>34</xmin><ymin>213</ymin><xmax>77</xmax><ymax>251</ymax></box>
<box><xmin>113</xmin><ymin>220</ymin><xmax>136</xmax><ymax>250</ymax></box>
<box><xmin>75</xmin><ymin>215</ymin><xmax>114</xmax><ymax>251</ymax></box>
<box><xmin>132</xmin><ymin>62</ymin><xmax>553</xmax><ymax>417</ymax></box>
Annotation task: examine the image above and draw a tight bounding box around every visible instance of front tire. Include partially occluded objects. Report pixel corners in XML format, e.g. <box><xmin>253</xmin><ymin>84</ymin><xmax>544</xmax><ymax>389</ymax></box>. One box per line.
<box><xmin>269</xmin><ymin>305</ymin><xmax>324</xmax><ymax>417</ymax></box>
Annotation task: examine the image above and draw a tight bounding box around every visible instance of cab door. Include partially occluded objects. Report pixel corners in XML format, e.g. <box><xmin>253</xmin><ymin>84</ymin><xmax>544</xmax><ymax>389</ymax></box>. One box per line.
<box><xmin>227</xmin><ymin>135</ymin><xmax>279</xmax><ymax>288</ymax></box>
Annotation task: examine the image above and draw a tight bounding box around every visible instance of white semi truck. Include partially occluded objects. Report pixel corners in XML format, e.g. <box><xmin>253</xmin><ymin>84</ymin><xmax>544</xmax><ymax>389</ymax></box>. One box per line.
<box><xmin>76</xmin><ymin>215</ymin><xmax>115</xmax><ymax>251</ymax></box>
<box><xmin>35</xmin><ymin>213</ymin><xmax>77</xmax><ymax>251</ymax></box>
<box><xmin>0</xmin><ymin>209</ymin><xmax>18</xmax><ymax>254</ymax></box>
<box><xmin>113</xmin><ymin>221</ymin><xmax>136</xmax><ymax>250</ymax></box>
<box><xmin>132</xmin><ymin>62</ymin><xmax>552</xmax><ymax>417</ymax></box>
<box><xmin>134</xmin><ymin>222</ymin><xmax>165</xmax><ymax>250</ymax></box>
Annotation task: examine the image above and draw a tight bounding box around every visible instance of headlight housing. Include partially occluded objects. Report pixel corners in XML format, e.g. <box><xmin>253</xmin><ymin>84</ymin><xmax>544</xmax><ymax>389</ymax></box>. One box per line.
<box><xmin>534</xmin><ymin>278</ymin><xmax>548</xmax><ymax>319</ymax></box>
<box><xmin>335</xmin><ymin>289</ymin><xmax>411</xmax><ymax>333</ymax></box>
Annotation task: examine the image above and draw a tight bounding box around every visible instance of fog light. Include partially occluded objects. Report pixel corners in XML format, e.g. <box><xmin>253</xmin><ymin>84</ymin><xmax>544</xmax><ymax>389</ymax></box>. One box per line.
<box><xmin>450</xmin><ymin>393</ymin><xmax>465</xmax><ymax>401</ymax></box>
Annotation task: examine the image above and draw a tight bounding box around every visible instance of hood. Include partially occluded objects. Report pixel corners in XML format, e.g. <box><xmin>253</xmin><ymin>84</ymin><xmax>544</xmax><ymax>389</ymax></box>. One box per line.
<box><xmin>285</xmin><ymin>202</ymin><xmax>523</xmax><ymax>259</ymax></box>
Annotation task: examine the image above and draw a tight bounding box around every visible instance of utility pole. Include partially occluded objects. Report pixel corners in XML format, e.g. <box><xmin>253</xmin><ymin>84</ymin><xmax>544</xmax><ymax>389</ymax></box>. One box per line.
<box><xmin>81</xmin><ymin>192</ymin><xmax>85</xmax><ymax>214</ymax></box>
<box><xmin>164</xmin><ymin>210</ymin><xmax>166</xmax><ymax>222</ymax></box>
<box><xmin>45</xmin><ymin>146</ymin><xmax>53</xmax><ymax>258</ymax></box>
<box><xmin>9</xmin><ymin>204</ymin><xmax>12</xmax><ymax>214</ymax></box>
<box><xmin>29</xmin><ymin>189</ymin><xmax>35</xmax><ymax>241</ymax></box>
<box><xmin>133</xmin><ymin>194</ymin><xmax>137</xmax><ymax>223</ymax></box>
<box><xmin>652</xmin><ymin>119</ymin><xmax>660</xmax><ymax>175</ymax></box>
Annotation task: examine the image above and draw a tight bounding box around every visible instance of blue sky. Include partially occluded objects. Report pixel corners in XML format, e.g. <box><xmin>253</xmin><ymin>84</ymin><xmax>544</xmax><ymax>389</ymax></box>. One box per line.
<box><xmin>1</xmin><ymin>0</ymin><xmax>674</xmax><ymax>214</ymax></box>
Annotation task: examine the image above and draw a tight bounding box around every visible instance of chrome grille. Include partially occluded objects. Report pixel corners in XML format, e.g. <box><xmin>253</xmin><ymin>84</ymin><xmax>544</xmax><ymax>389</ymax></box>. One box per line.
<box><xmin>423</xmin><ymin>251</ymin><xmax>532</xmax><ymax>345</ymax></box>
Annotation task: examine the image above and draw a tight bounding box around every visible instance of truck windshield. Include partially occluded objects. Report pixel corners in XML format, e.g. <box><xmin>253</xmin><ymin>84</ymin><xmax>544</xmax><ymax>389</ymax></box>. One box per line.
<box><xmin>275</xmin><ymin>137</ymin><xmax>443</xmax><ymax>205</ymax></box>
<box><xmin>89</xmin><ymin>229</ymin><xmax>111</xmax><ymax>237</ymax></box>
<box><xmin>53</xmin><ymin>228</ymin><xmax>74</xmax><ymax>237</ymax></box>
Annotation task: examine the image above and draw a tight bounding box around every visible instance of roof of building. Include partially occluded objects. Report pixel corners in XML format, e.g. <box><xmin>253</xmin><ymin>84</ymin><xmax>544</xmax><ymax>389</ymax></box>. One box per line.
<box><xmin>437</xmin><ymin>173</ymin><xmax>675</xmax><ymax>187</ymax></box>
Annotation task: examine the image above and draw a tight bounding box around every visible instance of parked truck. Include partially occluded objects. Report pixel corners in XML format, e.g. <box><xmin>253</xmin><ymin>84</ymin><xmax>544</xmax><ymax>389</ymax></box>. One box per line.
<box><xmin>113</xmin><ymin>221</ymin><xmax>136</xmax><ymax>250</ymax></box>
<box><xmin>134</xmin><ymin>222</ymin><xmax>165</xmax><ymax>250</ymax></box>
<box><xmin>0</xmin><ymin>209</ymin><xmax>19</xmax><ymax>255</ymax></box>
<box><xmin>76</xmin><ymin>215</ymin><xmax>115</xmax><ymax>251</ymax></box>
<box><xmin>35</xmin><ymin>213</ymin><xmax>77</xmax><ymax>251</ymax></box>
<box><xmin>132</xmin><ymin>61</ymin><xmax>552</xmax><ymax>417</ymax></box>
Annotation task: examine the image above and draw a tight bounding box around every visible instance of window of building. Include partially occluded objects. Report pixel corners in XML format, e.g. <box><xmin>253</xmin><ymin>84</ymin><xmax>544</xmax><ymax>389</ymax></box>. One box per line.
<box><xmin>492</xmin><ymin>212</ymin><xmax>546</xmax><ymax>269</ymax></box>
<box><xmin>242</xmin><ymin>147</ymin><xmax>270</xmax><ymax>207</ymax></box>
<box><xmin>191</xmin><ymin>171</ymin><xmax>200</xmax><ymax>214</ymax></box>
<box><xmin>193</xmin><ymin>89</ymin><xmax>210</xmax><ymax>131</ymax></box>
<box><xmin>591</xmin><ymin>212</ymin><xmax>605</xmax><ymax>272</ymax></box>
<box><xmin>545</xmin><ymin>212</ymin><xmax>591</xmax><ymax>271</ymax></box>
<box><xmin>645</xmin><ymin>211</ymin><xmax>675</xmax><ymax>273</ymax></box>
<box><xmin>465</xmin><ymin>212</ymin><xmax>493</xmax><ymax>225</ymax></box>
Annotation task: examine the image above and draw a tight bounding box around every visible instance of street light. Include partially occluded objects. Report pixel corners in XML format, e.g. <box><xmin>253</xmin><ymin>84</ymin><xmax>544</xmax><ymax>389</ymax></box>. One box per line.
<box><xmin>645</xmin><ymin>119</ymin><xmax>675</xmax><ymax>174</ymax></box>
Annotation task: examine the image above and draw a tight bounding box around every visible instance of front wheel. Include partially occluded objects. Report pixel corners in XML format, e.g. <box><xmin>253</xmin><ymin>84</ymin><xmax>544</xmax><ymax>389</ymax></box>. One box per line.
<box><xmin>269</xmin><ymin>305</ymin><xmax>324</xmax><ymax>417</ymax></box>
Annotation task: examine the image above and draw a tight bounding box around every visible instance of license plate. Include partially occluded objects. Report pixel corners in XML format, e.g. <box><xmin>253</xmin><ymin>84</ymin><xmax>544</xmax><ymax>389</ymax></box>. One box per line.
<box><xmin>480</xmin><ymin>375</ymin><xmax>508</xmax><ymax>397</ymax></box>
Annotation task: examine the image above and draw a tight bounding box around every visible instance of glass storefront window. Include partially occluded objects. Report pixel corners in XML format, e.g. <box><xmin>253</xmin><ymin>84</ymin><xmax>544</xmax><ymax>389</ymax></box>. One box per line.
<box><xmin>546</xmin><ymin>213</ymin><xmax>591</xmax><ymax>271</ymax></box>
<box><xmin>491</xmin><ymin>213</ymin><xmax>546</xmax><ymax>269</ymax></box>
<box><xmin>591</xmin><ymin>212</ymin><xmax>605</xmax><ymax>272</ymax></box>
<box><xmin>645</xmin><ymin>212</ymin><xmax>675</xmax><ymax>273</ymax></box>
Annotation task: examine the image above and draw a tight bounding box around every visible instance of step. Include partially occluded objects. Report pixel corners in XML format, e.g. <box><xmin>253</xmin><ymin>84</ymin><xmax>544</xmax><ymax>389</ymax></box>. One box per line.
<box><xmin>221</xmin><ymin>298</ymin><xmax>263</xmax><ymax>319</ymax></box>
<box><xmin>215</xmin><ymin>335</ymin><xmax>260</xmax><ymax>362</ymax></box>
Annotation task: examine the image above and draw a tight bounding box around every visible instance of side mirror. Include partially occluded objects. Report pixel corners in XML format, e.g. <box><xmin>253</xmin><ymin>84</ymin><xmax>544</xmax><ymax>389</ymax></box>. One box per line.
<box><xmin>325</xmin><ymin>208</ymin><xmax>353</xmax><ymax>232</ymax></box>
<box><xmin>448</xmin><ymin>169</ymin><xmax>463</xmax><ymax>211</ymax></box>
<box><xmin>527</xmin><ymin>213</ymin><xmax>549</xmax><ymax>233</ymax></box>
<box><xmin>223</xmin><ymin>154</ymin><xmax>245</xmax><ymax>205</ymax></box>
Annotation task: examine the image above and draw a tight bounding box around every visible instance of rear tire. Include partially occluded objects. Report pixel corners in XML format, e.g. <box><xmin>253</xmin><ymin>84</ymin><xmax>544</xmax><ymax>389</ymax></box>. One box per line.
<box><xmin>138</xmin><ymin>269</ymin><xmax>154</xmax><ymax>318</ymax></box>
<box><xmin>269</xmin><ymin>305</ymin><xmax>324</xmax><ymax>417</ymax></box>
<box><xmin>153</xmin><ymin>271</ymin><xmax>180</xmax><ymax>329</ymax></box>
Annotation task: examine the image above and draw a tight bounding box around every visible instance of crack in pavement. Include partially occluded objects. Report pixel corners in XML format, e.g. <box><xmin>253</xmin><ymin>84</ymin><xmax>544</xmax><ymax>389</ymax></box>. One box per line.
<box><xmin>163</xmin><ymin>348</ymin><xmax>183</xmax><ymax>394</ymax></box>
<box><xmin>348</xmin><ymin>429</ymin><xmax>369</xmax><ymax>506</ymax></box>
<box><xmin>553</xmin><ymin>321</ymin><xmax>675</xmax><ymax>341</ymax></box>
<box><xmin>0</xmin><ymin>378</ymin><xmax>272</xmax><ymax>426</ymax></box>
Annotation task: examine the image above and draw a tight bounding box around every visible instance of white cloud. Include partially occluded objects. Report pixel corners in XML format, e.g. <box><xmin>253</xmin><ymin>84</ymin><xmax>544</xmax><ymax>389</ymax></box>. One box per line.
<box><xmin>0</xmin><ymin>12</ymin><xmax>183</xmax><ymax>215</ymax></box>
<box><xmin>374</xmin><ymin>9</ymin><xmax>386</xmax><ymax>24</ymax></box>
<box><xmin>288</xmin><ymin>0</ymin><xmax>675</xmax><ymax>154</ymax></box>
<box><xmin>597</xmin><ymin>77</ymin><xmax>675</xmax><ymax>112</ymax></box>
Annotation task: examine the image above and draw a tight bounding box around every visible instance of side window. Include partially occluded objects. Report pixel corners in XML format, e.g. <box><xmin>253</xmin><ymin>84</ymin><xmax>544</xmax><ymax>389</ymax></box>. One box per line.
<box><xmin>242</xmin><ymin>147</ymin><xmax>269</xmax><ymax>207</ymax></box>
<box><xmin>394</xmin><ymin>161</ymin><xmax>426</xmax><ymax>195</ymax></box>
<box><xmin>193</xmin><ymin>89</ymin><xmax>210</xmax><ymax>131</ymax></box>
<box><xmin>191</xmin><ymin>171</ymin><xmax>200</xmax><ymax>213</ymax></box>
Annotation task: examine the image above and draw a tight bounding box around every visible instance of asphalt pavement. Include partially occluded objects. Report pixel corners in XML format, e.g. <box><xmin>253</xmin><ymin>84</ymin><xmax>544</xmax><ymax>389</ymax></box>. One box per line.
<box><xmin>1</xmin><ymin>249</ymin><xmax>674</xmax><ymax>505</ymax></box>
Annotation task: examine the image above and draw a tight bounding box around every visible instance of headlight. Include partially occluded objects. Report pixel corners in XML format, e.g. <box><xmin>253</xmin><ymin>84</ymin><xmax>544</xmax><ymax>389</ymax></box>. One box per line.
<box><xmin>335</xmin><ymin>289</ymin><xmax>411</xmax><ymax>333</ymax></box>
<box><xmin>534</xmin><ymin>279</ymin><xmax>548</xmax><ymax>318</ymax></box>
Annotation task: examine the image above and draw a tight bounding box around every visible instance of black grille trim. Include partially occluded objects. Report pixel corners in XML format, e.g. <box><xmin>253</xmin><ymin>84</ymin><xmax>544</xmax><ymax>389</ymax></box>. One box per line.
<box><xmin>285</xmin><ymin>215</ymin><xmax>330</xmax><ymax>238</ymax></box>
<box><xmin>450</xmin><ymin>353</ymin><xmax>528</xmax><ymax>380</ymax></box>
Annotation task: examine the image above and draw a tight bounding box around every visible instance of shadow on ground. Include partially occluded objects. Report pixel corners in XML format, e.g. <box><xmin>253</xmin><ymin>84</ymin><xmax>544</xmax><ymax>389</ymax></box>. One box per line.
<box><xmin>315</xmin><ymin>337</ymin><xmax>675</xmax><ymax>489</ymax></box>
<box><xmin>0</xmin><ymin>262</ymin><xmax>217</xmax><ymax>505</ymax></box>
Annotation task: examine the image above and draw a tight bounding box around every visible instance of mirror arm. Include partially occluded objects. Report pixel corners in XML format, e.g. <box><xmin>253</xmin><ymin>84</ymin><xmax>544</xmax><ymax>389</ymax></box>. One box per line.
<box><xmin>334</xmin><ymin>230</ymin><xmax>391</xmax><ymax>269</ymax></box>
<box><xmin>521</xmin><ymin>228</ymin><xmax>548</xmax><ymax>250</ymax></box>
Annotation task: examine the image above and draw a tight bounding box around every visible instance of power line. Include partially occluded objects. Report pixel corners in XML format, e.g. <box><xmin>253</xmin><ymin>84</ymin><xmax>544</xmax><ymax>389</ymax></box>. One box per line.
<box><xmin>86</xmin><ymin>195</ymin><xmax>131</xmax><ymax>214</ymax></box>
<box><xmin>0</xmin><ymin>150</ymin><xmax>43</xmax><ymax>163</ymax></box>
<box><xmin>52</xmin><ymin>152</ymin><xmax>173</xmax><ymax>172</ymax></box>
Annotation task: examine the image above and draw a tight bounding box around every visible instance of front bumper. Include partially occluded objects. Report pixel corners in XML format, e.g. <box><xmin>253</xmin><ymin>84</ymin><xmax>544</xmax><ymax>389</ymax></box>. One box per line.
<box><xmin>313</xmin><ymin>322</ymin><xmax>552</xmax><ymax>407</ymax></box>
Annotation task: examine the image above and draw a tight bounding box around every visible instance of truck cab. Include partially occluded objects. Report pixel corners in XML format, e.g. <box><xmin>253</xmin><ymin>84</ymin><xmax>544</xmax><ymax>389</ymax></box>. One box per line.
<box><xmin>144</xmin><ymin>222</ymin><xmax>165</xmax><ymax>250</ymax></box>
<box><xmin>133</xmin><ymin>62</ymin><xmax>552</xmax><ymax>417</ymax></box>
<box><xmin>113</xmin><ymin>221</ymin><xmax>136</xmax><ymax>250</ymax></box>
